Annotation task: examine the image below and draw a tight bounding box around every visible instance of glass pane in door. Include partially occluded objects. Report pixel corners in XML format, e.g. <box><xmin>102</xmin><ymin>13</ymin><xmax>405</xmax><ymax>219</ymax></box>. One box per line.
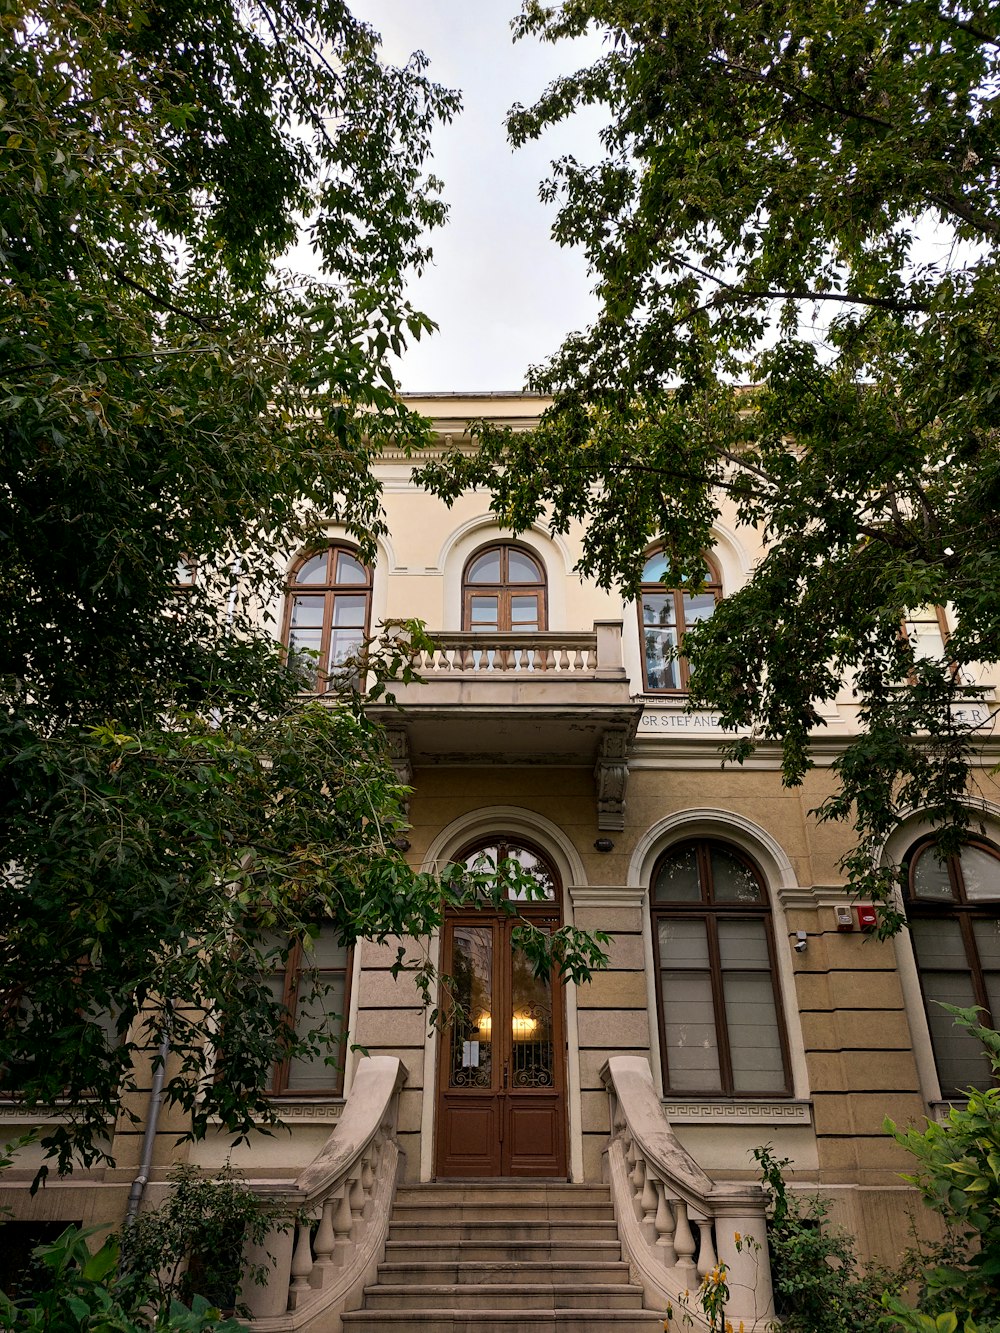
<box><xmin>509</xmin><ymin>938</ymin><xmax>554</xmax><ymax>1089</ymax></box>
<box><xmin>448</xmin><ymin>926</ymin><xmax>494</xmax><ymax>1090</ymax></box>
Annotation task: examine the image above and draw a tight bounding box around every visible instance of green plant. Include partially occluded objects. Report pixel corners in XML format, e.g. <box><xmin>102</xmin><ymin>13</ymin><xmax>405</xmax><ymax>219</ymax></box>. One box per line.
<box><xmin>0</xmin><ymin>1224</ymin><xmax>242</xmax><ymax>1331</ymax></box>
<box><xmin>753</xmin><ymin>1144</ymin><xmax>900</xmax><ymax>1332</ymax></box>
<box><xmin>115</xmin><ymin>1163</ymin><xmax>283</xmax><ymax>1317</ymax></box>
<box><xmin>883</xmin><ymin>1006</ymin><xmax>1000</xmax><ymax>1330</ymax></box>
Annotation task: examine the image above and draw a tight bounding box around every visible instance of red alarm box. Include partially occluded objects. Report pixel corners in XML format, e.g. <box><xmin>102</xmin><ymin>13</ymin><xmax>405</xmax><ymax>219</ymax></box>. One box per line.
<box><xmin>856</xmin><ymin>904</ymin><xmax>878</xmax><ymax>931</ymax></box>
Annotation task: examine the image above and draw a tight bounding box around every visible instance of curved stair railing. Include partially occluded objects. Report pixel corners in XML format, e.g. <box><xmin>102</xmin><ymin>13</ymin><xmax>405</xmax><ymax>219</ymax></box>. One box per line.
<box><xmin>602</xmin><ymin>1055</ymin><xmax>776</xmax><ymax>1332</ymax></box>
<box><xmin>239</xmin><ymin>1055</ymin><xmax>406</xmax><ymax>1332</ymax></box>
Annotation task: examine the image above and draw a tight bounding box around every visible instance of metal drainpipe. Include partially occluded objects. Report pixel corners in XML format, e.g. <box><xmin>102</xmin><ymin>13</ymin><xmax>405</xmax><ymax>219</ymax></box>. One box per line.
<box><xmin>124</xmin><ymin>1015</ymin><xmax>171</xmax><ymax>1227</ymax></box>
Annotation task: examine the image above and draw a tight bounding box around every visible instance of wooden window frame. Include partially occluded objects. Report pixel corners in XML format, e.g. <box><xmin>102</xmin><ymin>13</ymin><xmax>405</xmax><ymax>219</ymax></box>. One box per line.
<box><xmin>650</xmin><ymin>839</ymin><xmax>792</xmax><ymax>1098</ymax></box>
<box><xmin>901</xmin><ymin>605</ymin><xmax>964</xmax><ymax>682</ymax></box>
<box><xmin>638</xmin><ymin>552</ymin><xmax>722</xmax><ymax>694</ymax></box>
<box><xmin>267</xmin><ymin>929</ymin><xmax>353</xmax><ymax>1098</ymax></box>
<box><xmin>905</xmin><ymin>838</ymin><xmax>1000</xmax><ymax>1094</ymax></box>
<box><xmin>281</xmin><ymin>544</ymin><xmax>372</xmax><ymax>693</ymax></box>
<box><xmin>461</xmin><ymin>543</ymin><xmax>548</xmax><ymax>633</ymax></box>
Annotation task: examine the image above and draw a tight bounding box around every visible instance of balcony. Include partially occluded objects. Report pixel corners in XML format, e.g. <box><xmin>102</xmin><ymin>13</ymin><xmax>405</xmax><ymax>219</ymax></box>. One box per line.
<box><xmin>367</xmin><ymin>621</ymin><xmax>643</xmax><ymax>830</ymax></box>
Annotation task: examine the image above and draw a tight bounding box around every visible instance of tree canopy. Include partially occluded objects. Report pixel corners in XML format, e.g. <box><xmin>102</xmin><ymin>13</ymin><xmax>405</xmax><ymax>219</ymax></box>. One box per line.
<box><xmin>0</xmin><ymin>0</ymin><xmax>607</xmax><ymax>1179</ymax></box>
<box><xmin>417</xmin><ymin>0</ymin><xmax>1000</xmax><ymax>925</ymax></box>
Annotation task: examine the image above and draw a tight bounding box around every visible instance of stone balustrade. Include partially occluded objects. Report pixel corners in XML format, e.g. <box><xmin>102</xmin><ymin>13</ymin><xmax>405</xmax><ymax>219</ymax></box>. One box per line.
<box><xmin>601</xmin><ymin>1055</ymin><xmax>775</xmax><ymax>1332</ymax></box>
<box><xmin>240</xmin><ymin>1056</ymin><xmax>406</xmax><ymax>1333</ymax></box>
<box><xmin>408</xmin><ymin>621</ymin><xmax>626</xmax><ymax>679</ymax></box>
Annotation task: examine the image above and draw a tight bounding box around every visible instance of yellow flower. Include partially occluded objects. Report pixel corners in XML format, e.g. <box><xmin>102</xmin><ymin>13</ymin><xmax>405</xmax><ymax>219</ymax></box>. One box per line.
<box><xmin>734</xmin><ymin>1231</ymin><xmax>742</xmax><ymax>1244</ymax></box>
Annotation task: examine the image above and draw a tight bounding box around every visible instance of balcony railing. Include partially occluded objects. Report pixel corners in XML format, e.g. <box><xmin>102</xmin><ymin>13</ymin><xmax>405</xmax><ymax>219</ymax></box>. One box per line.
<box><xmin>406</xmin><ymin>621</ymin><xmax>626</xmax><ymax>679</ymax></box>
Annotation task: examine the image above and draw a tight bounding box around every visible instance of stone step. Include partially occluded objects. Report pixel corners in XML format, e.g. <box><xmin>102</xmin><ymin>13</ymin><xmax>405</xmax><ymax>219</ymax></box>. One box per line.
<box><xmin>383</xmin><ymin>1239</ymin><xmax>624</xmax><ymax>1264</ymax></box>
<box><xmin>391</xmin><ymin>1198</ymin><xmax>616</xmax><ymax>1222</ymax></box>
<box><xmin>387</xmin><ymin>1218</ymin><xmax>618</xmax><ymax>1244</ymax></box>
<box><xmin>360</xmin><ymin>1283</ymin><xmax>647</xmax><ymax>1312</ymax></box>
<box><xmin>376</xmin><ymin>1259</ymin><xmax>632</xmax><ymax>1286</ymax></box>
<box><xmin>394</xmin><ymin>1183</ymin><xmax>611</xmax><ymax>1206</ymax></box>
<box><xmin>342</xmin><ymin>1311</ymin><xmax>665</xmax><ymax>1332</ymax></box>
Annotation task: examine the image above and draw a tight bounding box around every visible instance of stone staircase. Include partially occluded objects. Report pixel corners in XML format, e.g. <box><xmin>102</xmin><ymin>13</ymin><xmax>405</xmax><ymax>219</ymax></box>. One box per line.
<box><xmin>341</xmin><ymin>1179</ymin><xmax>666</xmax><ymax>1332</ymax></box>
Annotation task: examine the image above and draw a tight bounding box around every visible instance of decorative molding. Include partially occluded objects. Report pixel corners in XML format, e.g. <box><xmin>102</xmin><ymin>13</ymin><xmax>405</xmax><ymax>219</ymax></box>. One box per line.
<box><xmin>662</xmin><ymin>1099</ymin><xmax>812</xmax><ymax>1126</ymax></box>
<box><xmin>627</xmin><ymin>807</ymin><xmax>799</xmax><ymax>898</ymax></box>
<box><xmin>207</xmin><ymin>1102</ymin><xmax>345</xmax><ymax>1125</ymax></box>
<box><xmin>928</xmin><ymin>1099</ymin><xmax>967</xmax><ymax>1125</ymax></box>
<box><xmin>595</xmin><ymin>729</ymin><xmax>631</xmax><ymax>831</ymax></box>
<box><xmin>0</xmin><ymin>1103</ymin><xmax>115</xmax><ymax>1125</ymax></box>
<box><xmin>383</xmin><ymin>726</ymin><xmax>413</xmax><ymax>794</ymax></box>
<box><xmin>419</xmin><ymin>804</ymin><xmax>589</xmax><ymax>893</ymax></box>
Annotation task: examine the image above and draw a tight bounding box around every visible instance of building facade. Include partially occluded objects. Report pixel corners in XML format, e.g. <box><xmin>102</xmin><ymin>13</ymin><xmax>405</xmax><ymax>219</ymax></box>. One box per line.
<box><xmin>3</xmin><ymin>392</ymin><xmax>999</xmax><ymax>1325</ymax></box>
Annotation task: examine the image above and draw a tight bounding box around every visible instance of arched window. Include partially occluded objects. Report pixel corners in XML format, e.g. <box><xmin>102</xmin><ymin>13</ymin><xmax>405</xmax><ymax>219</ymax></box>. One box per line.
<box><xmin>651</xmin><ymin>840</ymin><xmax>790</xmax><ymax>1095</ymax></box>
<box><xmin>282</xmin><ymin>545</ymin><xmax>372</xmax><ymax>692</ymax></box>
<box><xmin>462</xmin><ymin>543</ymin><xmax>547</xmax><ymax>633</ymax></box>
<box><xmin>639</xmin><ymin>552</ymin><xmax>721</xmax><ymax>692</ymax></box>
<box><xmin>905</xmin><ymin>839</ymin><xmax>1000</xmax><ymax>1096</ymax></box>
<box><xmin>457</xmin><ymin>836</ymin><xmax>558</xmax><ymax>902</ymax></box>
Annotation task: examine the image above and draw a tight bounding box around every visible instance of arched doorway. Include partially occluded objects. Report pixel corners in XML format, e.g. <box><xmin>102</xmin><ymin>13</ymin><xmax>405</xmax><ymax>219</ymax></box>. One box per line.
<box><xmin>435</xmin><ymin>839</ymin><xmax>568</xmax><ymax>1178</ymax></box>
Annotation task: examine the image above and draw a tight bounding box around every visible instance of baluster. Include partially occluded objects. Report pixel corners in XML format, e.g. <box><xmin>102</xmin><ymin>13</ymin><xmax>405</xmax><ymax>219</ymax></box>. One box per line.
<box><xmin>332</xmin><ymin>1186</ymin><xmax>354</xmax><ymax>1261</ymax></box>
<box><xmin>349</xmin><ymin>1166</ymin><xmax>365</xmax><ymax>1219</ymax></box>
<box><xmin>654</xmin><ymin>1182</ymin><xmax>677</xmax><ymax>1266</ymax></box>
<box><xmin>574</xmin><ymin>645</ymin><xmax>585</xmax><ymax>671</ymax></box>
<box><xmin>360</xmin><ymin>1155</ymin><xmax>375</xmax><ymax>1219</ymax></box>
<box><xmin>640</xmin><ymin>1168</ymin><xmax>659</xmax><ymax>1243</ymax></box>
<box><xmin>672</xmin><ymin>1199</ymin><xmax>697</xmax><ymax>1273</ymax></box>
<box><xmin>630</xmin><ymin>1153</ymin><xmax>646</xmax><ymax>1222</ymax></box>
<box><xmin>311</xmin><ymin>1198</ymin><xmax>337</xmax><ymax>1283</ymax></box>
<box><xmin>623</xmin><ymin>1134</ymin><xmax>635</xmax><ymax>1171</ymax></box>
<box><xmin>695</xmin><ymin>1218</ymin><xmax>717</xmax><ymax>1279</ymax></box>
<box><xmin>630</xmin><ymin>1150</ymin><xmax>645</xmax><ymax>1193</ymax></box>
<box><xmin>288</xmin><ymin>1218</ymin><xmax>315</xmax><ymax>1308</ymax></box>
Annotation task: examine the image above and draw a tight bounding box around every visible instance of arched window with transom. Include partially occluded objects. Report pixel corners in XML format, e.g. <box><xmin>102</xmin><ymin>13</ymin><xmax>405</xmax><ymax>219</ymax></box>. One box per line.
<box><xmin>651</xmin><ymin>839</ymin><xmax>790</xmax><ymax>1096</ymax></box>
<box><xmin>905</xmin><ymin>838</ymin><xmax>1000</xmax><ymax>1096</ymax></box>
<box><xmin>462</xmin><ymin>543</ymin><xmax>547</xmax><ymax>633</ymax></box>
<box><xmin>282</xmin><ymin>545</ymin><xmax>372</xmax><ymax>692</ymax></box>
<box><xmin>639</xmin><ymin>551</ymin><xmax>721</xmax><ymax>692</ymax></box>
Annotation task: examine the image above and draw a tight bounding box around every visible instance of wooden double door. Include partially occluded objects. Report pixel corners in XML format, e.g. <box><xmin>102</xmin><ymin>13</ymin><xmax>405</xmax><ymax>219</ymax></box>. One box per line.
<box><xmin>435</xmin><ymin>910</ymin><xmax>567</xmax><ymax>1177</ymax></box>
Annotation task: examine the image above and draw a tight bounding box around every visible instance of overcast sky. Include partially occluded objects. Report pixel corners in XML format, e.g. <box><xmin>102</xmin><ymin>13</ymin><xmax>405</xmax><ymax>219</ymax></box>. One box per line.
<box><xmin>352</xmin><ymin>2</ymin><xmax>605</xmax><ymax>392</ymax></box>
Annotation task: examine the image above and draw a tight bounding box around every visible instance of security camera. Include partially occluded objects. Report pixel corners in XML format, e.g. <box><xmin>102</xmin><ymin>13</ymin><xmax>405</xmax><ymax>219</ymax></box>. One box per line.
<box><xmin>793</xmin><ymin>930</ymin><xmax>808</xmax><ymax>953</ymax></box>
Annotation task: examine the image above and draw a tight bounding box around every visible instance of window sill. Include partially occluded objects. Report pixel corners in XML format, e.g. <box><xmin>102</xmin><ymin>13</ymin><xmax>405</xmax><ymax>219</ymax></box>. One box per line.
<box><xmin>661</xmin><ymin>1098</ymin><xmax>812</xmax><ymax>1126</ymax></box>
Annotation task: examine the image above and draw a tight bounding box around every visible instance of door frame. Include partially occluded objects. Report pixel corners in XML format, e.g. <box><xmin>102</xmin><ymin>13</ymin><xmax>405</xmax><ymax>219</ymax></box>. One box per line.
<box><xmin>433</xmin><ymin>854</ymin><xmax>569</xmax><ymax>1179</ymax></box>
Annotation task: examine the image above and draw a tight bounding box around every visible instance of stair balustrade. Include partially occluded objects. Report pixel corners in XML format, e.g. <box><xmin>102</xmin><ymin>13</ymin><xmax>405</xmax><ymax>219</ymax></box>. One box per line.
<box><xmin>239</xmin><ymin>1055</ymin><xmax>406</xmax><ymax>1333</ymax></box>
<box><xmin>601</xmin><ymin>1055</ymin><xmax>776</xmax><ymax>1332</ymax></box>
